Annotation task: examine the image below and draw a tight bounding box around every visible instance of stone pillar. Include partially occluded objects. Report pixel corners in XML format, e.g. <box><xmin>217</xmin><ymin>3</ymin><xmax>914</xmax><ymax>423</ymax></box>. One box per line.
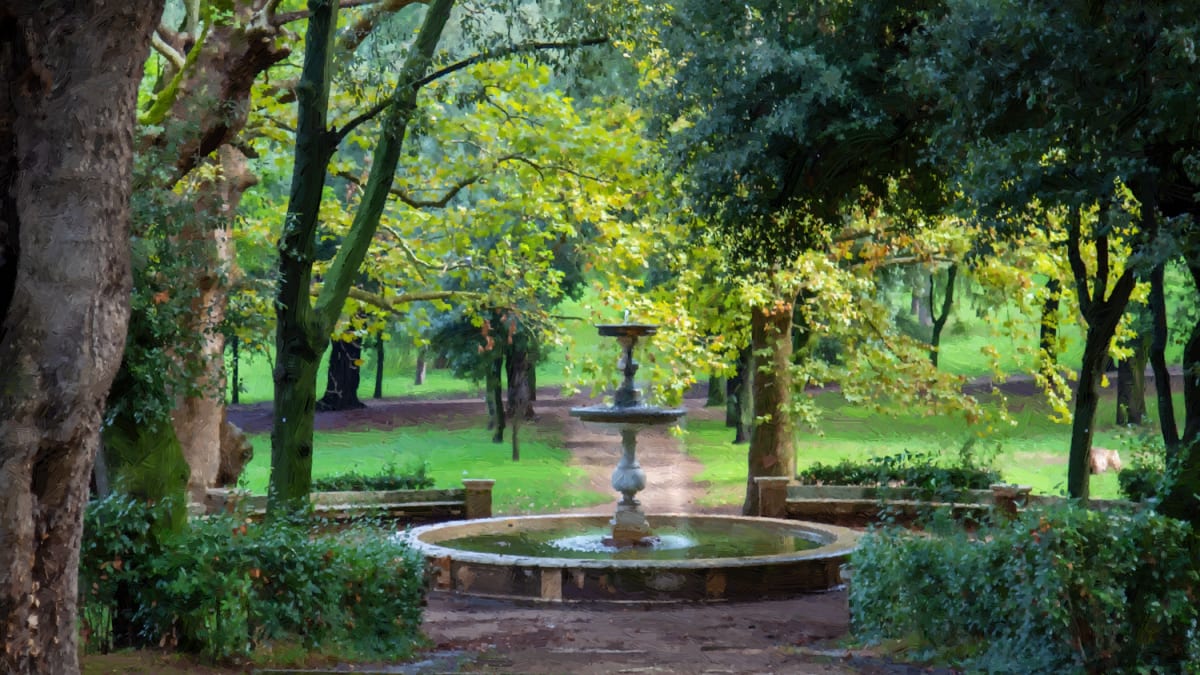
<box><xmin>463</xmin><ymin>479</ymin><xmax>496</xmax><ymax>519</ymax></box>
<box><xmin>755</xmin><ymin>476</ymin><xmax>791</xmax><ymax>518</ymax></box>
<box><xmin>991</xmin><ymin>483</ymin><xmax>1032</xmax><ymax>518</ymax></box>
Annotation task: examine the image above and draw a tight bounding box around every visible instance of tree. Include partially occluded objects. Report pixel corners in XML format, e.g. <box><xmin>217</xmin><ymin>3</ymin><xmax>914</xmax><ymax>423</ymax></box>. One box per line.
<box><xmin>647</xmin><ymin>0</ymin><xmax>949</xmax><ymax>514</ymax></box>
<box><xmin>914</xmin><ymin>0</ymin><xmax>1200</xmax><ymax>500</ymax></box>
<box><xmin>268</xmin><ymin>1</ymin><xmax>616</xmax><ymax>510</ymax></box>
<box><xmin>0</xmin><ymin>4</ymin><xmax>161</xmax><ymax>672</ymax></box>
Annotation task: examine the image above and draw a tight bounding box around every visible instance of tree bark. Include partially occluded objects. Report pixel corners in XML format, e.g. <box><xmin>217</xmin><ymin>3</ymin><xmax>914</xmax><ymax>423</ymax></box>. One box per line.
<box><xmin>707</xmin><ymin>374</ymin><xmax>726</xmax><ymax>407</ymax></box>
<box><xmin>317</xmin><ymin>337</ymin><xmax>366</xmax><ymax>411</ymax></box>
<box><xmin>1116</xmin><ymin>336</ymin><xmax>1148</xmax><ymax>426</ymax></box>
<box><xmin>0</xmin><ymin>4</ymin><xmax>160</xmax><ymax>672</ymax></box>
<box><xmin>743</xmin><ymin>301</ymin><xmax>795</xmax><ymax>515</ymax></box>
<box><xmin>414</xmin><ymin>347</ymin><xmax>427</xmax><ymax>385</ymax></box>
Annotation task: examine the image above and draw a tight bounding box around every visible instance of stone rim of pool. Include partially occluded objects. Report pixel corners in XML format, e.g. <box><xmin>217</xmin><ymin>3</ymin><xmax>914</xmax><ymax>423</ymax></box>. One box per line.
<box><xmin>404</xmin><ymin>514</ymin><xmax>859</xmax><ymax>602</ymax></box>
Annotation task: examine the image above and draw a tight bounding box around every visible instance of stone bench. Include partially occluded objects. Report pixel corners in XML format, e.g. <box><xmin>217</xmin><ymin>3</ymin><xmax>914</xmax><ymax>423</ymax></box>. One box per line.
<box><xmin>203</xmin><ymin>478</ymin><xmax>496</xmax><ymax>524</ymax></box>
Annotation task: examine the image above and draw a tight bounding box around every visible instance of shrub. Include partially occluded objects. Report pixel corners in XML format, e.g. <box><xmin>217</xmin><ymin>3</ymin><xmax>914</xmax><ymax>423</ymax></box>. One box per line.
<box><xmin>797</xmin><ymin>448</ymin><xmax>1002</xmax><ymax>496</ymax></box>
<box><xmin>311</xmin><ymin>462</ymin><xmax>434</xmax><ymax>492</ymax></box>
<box><xmin>80</xmin><ymin>494</ymin><xmax>426</xmax><ymax>663</ymax></box>
<box><xmin>851</xmin><ymin>505</ymin><xmax>1200</xmax><ymax>673</ymax></box>
<box><xmin>1116</xmin><ymin>434</ymin><xmax>1169</xmax><ymax>502</ymax></box>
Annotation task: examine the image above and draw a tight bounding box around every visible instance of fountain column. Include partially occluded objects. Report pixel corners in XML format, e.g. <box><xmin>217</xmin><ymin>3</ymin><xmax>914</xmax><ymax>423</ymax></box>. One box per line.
<box><xmin>570</xmin><ymin>322</ymin><xmax>685</xmax><ymax>548</ymax></box>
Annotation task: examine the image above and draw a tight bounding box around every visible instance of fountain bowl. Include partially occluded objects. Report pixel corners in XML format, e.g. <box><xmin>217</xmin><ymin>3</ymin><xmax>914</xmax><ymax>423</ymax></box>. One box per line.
<box><xmin>406</xmin><ymin>514</ymin><xmax>858</xmax><ymax>603</ymax></box>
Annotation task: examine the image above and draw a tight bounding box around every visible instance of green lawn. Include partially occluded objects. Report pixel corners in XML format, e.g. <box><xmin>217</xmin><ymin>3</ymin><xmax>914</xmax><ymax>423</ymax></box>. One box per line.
<box><xmin>237</xmin><ymin>416</ymin><xmax>609</xmax><ymax>515</ymax></box>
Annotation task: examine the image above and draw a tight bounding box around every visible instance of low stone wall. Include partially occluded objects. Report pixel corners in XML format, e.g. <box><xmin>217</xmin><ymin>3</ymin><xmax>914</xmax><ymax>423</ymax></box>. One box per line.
<box><xmin>753</xmin><ymin>478</ymin><xmax>1138</xmax><ymax>527</ymax></box>
<box><xmin>202</xmin><ymin>478</ymin><xmax>496</xmax><ymax>524</ymax></box>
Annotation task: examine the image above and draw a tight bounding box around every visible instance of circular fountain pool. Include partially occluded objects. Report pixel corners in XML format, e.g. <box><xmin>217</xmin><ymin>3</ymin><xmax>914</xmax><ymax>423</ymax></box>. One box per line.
<box><xmin>406</xmin><ymin>514</ymin><xmax>858</xmax><ymax>603</ymax></box>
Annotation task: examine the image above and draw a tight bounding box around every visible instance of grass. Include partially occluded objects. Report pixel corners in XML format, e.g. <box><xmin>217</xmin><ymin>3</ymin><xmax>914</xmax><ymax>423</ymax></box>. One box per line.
<box><xmin>236</xmin><ymin>415</ymin><xmax>609</xmax><ymax>515</ymax></box>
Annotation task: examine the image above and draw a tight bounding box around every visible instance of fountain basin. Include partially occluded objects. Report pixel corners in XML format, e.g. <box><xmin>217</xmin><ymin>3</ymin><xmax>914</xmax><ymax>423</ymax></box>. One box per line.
<box><xmin>569</xmin><ymin>404</ymin><xmax>686</xmax><ymax>426</ymax></box>
<box><xmin>407</xmin><ymin>514</ymin><xmax>858</xmax><ymax>603</ymax></box>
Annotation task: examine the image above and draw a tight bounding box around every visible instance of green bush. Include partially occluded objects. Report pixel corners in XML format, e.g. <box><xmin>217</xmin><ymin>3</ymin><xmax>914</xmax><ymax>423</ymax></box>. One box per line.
<box><xmin>80</xmin><ymin>494</ymin><xmax>426</xmax><ymax>663</ymax></box>
<box><xmin>311</xmin><ymin>462</ymin><xmax>434</xmax><ymax>492</ymax></box>
<box><xmin>797</xmin><ymin>449</ymin><xmax>1001</xmax><ymax>496</ymax></box>
<box><xmin>851</xmin><ymin>505</ymin><xmax>1200</xmax><ymax>673</ymax></box>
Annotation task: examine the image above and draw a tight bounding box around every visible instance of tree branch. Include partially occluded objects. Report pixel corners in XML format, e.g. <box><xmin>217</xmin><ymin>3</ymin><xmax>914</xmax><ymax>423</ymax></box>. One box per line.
<box><xmin>151</xmin><ymin>29</ymin><xmax>187</xmax><ymax>71</ymax></box>
<box><xmin>1065</xmin><ymin>207</ymin><xmax>1093</xmax><ymax>314</ymax></box>
<box><xmin>339</xmin><ymin>0</ymin><xmax>423</xmax><ymax>52</ymax></box>
<box><xmin>274</xmin><ymin>0</ymin><xmax>380</xmax><ymax>26</ymax></box>
<box><xmin>313</xmin><ymin>286</ymin><xmax>480</xmax><ymax>317</ymax></box>
<box><xmin>327</xmin><ymin>35</ymin><xmax>608</xmax><ymax>147</ymax></box>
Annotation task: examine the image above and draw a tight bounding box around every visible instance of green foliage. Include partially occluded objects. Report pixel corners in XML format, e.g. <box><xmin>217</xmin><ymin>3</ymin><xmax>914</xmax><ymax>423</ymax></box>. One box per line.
<box><xmin>1117</xmin><ymin>434</ymin><xmax>1171</xmax><ymax>503</ymax></box>
<box><xmin>796</xmin><ymin>448</ymin><xmax>1001</xmax><ymax>495</ymax></box>
<box><xmin>80</xmin><ymin>494</ymin><xmax>426</xmax><ymax>663</ymax></box>
<box><xmin>310</xmin><ymin>462</ymin><xmax>433</xmax><ymax>492</ymax></box>
<box><xmin>851</xmin><ymin>505</ymin><xmax>1200</xmax><ymax>673</ymax></box>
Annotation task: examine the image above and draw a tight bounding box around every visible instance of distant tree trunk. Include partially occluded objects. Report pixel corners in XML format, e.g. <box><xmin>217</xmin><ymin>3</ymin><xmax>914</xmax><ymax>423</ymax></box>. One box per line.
<box><xmin>929</xmin><ymin>264</ymin><xmax>958</xmax><ymax>367</ymax></box>
<box><xmin>317</xmin><ymin>338</ymin><xmax>366</xmax><ymax>411</ymax></box>
<box><xmin>508</xmin><ymin>347</ymin><xmax>531</xmax><ymax>462</ymax></box>
<box><xmin>488</xmin><ymin>356</ymin><xmax>505</xmax><ymax>442</ymax></box>
<box><xmin>914</xmin><ymin>275</ymin><xmax>933</xmax><ymax>327</ymax></box>
<box><xmin>230</xmin><ymin>335</ymin><xmax>241</xmax><ymax>405</ymax></box>
<box><xmin>1039</xmin><ymin>277</ymin><xmax>1062</xmax><ymax>380</ymax></box>
<box><xmin>374</xmin><ymin>335</ymin><xmax>385</xmax><ymax>399</ymax></box>
<box><xmin>707</xmin><ymin>374</ymin><xmax>727</xmax><ymax>407</ymax></box>
<box><xmin>414</xmin><ymin>347</ymin><xmax>427</xmax><ymax>385</ymax></box>
<box><xmin>1116</xmin><ymin>336</ymin><xmax>1148</xmax><ymax>426</ymax></box>
<box><xmin>743</xmin><ymin>301</ymin><xmax>795</xmax><ymax>515</ymax></box>
<box><xmin>1065</xmin><ymin>211</ymin><xmax>1138</xmax><ymax>500</ymax></box>
<box><xmin>1148</xmin><ymin>262</ymin><xmax>1180</xmax><ymax>450</ymax></box>
<box><xmin>1160</xmin><ymin>262</ymin><xmax>1200</xmax><ymax>526</ymax></box>
<box><xmin>0</xmin><ymin>4</ymin><xmax>159</xmax><ymax>671</ymax></box>
<box><xmin>727</xmin><ymin>347</ymin><xmax>751</xmax><ymax>444</ymax></box>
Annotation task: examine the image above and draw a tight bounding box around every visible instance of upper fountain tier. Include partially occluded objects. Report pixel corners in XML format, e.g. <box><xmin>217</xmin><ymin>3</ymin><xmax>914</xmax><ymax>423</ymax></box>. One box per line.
<box><xmin>570</xmin><ymin>322</ymin><xmax>685</xmax><ymax>426</ymax></box>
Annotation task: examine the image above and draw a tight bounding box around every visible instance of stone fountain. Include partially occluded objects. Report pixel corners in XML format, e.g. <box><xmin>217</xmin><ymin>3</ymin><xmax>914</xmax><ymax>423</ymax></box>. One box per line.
<box><xmin>567</xmin><ymin>323</ymin><xmax>685</xmax><ymax>547</ymax></box>
<box><xmin>405</xmin><ymin>322</ymin><xmax>858</xmax><ymax>603</ymax></box>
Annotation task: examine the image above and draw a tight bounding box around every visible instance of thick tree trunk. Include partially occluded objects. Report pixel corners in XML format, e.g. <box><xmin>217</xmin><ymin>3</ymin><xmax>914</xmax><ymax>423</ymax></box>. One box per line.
<box><xmin>317</xmin><ymin>338</ymin><xmax>366</xmax><ymax>411</ymax></box>
<box><xmin>269</xmin><ymin>0</ymin><xmax>455</xmax><ymax>512</ymax></box>
<box><xmin>727</xmin><ymin>347</ymin><xmax>751</xmax><ymax>443</ymax></box>
<box><xmin>743</xmin><ymin>301</ymin><xmax>795</xmax><ymax>515</ymax></box>
<box><xmin>173</xmin><ymin>145</ymin><xmax>255</xmax><ymax>501</ymax></box>
<box><xmin>929</xmin><ymin>264</ymin><xmax>957</xmax><ymax>367</ymax></box>
<box><xmin>0</xmin><ymin>4</ymin><xmax>159</xmax><ymax>672</ymax></box>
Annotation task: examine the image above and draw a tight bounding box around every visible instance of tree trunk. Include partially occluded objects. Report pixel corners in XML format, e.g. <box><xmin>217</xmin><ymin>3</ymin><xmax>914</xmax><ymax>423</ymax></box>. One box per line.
<box><xmin>230</xmin><ymin>335</ymin><xmax>241</xmax><ymax>404</ymax></box>
<box><xmin>374</xmin><ymin>335</ymin><xmax>385</xmax><ymax>398</ymax></box>
<box><xmin>1148</xmin><ymin>262</ymin><xmax>1180</xmax><ymax>450</ymax></box>
<box><xmin>707</xmin><ymin>374</ymin><xmax>727</xmax><ymax>407</ymax></box>
<box><xmin>1160</xmin><ymin>262</ymin><xmax>1200</xmax><ymax>524</ymax></box>
<box><xmin>488</xmin><ymin>356</ymin><xmax>505</xmax><ymax>442</ymax></box>
<box><xmin>508</xmin><ymin>346</ymin><xmax>531</xmax><ymax>462</ymax></box>
<box><xmin>727</xmin><ymin>347</ymin><xmax>751</xmax><ymax>443</ymax></box>
<box><xmin>414</xmin><ymin>347</ymin><xmax>427</xmax><ymax>385</ymax></box>
<box><xmin>0</xmin><ymin>4</ymin><xmax>159</xmax><ymax>672</ymax></box>
<box><xmin>929</xmin><ymin>264</ymin><xmax>957</xmax><ymax>367</ymax></box>
<box><xmin>743</xmin><ymin>301</ymin><xmax>795</xmax><ymax>515</ymax></box>
<box><xmin>317</xmin><ymin>338</ymin><xmax>366</xmax><ymax>411</ymax></box>
<box><xmin>268</xmin><ymin>0</ymin><xmax>455</xmax><ymax>512</ymax></box>
<box><xmin>1116</xmin><ymin>336</ymin><xmax>1148</xmax><ymax>426</ymax></box>
<box><xmin>1064</xmin><ymin>212</ymin><xmax>1138</xmax><ymax>500</ymax></box>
